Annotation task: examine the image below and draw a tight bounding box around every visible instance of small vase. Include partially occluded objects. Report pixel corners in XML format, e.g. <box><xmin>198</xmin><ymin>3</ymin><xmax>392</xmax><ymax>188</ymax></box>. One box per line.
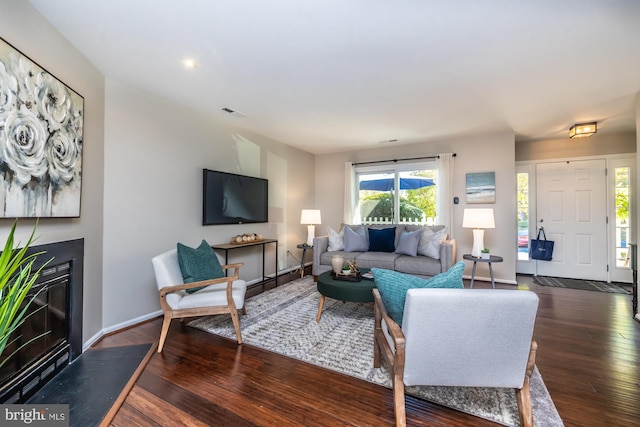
<box><xmin>331</xmin><ymin>255</ymin><xmax>344</xmax><ymax>273</ymax></box>
<box><xmin>481</xmin><ymin>252</ymin><xmax>490</xmax><ymax>259</ymax></box>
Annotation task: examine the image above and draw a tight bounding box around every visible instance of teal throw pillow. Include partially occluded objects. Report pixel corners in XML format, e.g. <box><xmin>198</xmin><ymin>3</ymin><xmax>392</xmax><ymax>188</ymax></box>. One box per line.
<box><xmin>372</xmin><ymin>261</ymin><xmax>465</xmax><ymax>325</ymax></box>
<box><xmin>368</xmin><ymin>227</ymin><xmax>396</xmax><ymax>252</ymax></box>
<box><xmin>177</xmin><ymin>240</ymin><xmax>225</xmax><ymax>294</ymax></box>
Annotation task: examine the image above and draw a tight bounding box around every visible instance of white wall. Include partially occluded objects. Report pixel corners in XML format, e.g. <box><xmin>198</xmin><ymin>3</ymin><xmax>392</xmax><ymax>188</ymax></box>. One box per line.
<box><xmin>102</xmin><ymin>80</ymin><xmax>315</xmax><ymax>327</ymax></box>
<box><xmin>315</xmin><ymin>131</ymin><xmax>517</xmax><ymax>283</ymax></box>
<box><xmin>0</xmin><ymin>1</ymin><xmax>106</xmax><ymax>343</ymax></box>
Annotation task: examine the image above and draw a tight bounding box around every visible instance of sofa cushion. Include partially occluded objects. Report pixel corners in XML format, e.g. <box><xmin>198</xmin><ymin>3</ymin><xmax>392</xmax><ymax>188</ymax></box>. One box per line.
<box><xmin>177</xmin><ymin>240</ymin><xmax>224</xmax><ymax>294</ymax></box>
<box><xmin>417</xmin><ymin>226</ymin><xmax>448</xmax><ymax>259</ymax></box>
<box><xmin>368</xmin><ymin>227</ymin><xmax>396</xmax><ymax>252</ymax></box>
<box><xmin>372</xmin><ymin>261</ymin><xmax>465</xmax><ymax>325</ymax></box>
<box><xmin>320</xmin><ymin>250</ymin><xmax>362</xmax><ymax>267</ymax></box>
<box><xmin>394</xmin><ymin>228</ymin><xmax>423</xmax><ymax>256</ymax></box>
<box><xmin>355</xmin><ymin>252</ymin><xmax>400</xmax><ymax>270</ymax></box>
<box><xmin>344</xmin><ymin>225</ymin><xmax>368</xmax><ymax>252</ymax></box>
<box><xmin>327</xmin><ymin>226</ymin><xmax>345</xmax><ymax>251</ymax></box>
<box><xmin>394</xmin><ymin>254</ymin><xmax>442</xmax><ymax>276</ymax></box>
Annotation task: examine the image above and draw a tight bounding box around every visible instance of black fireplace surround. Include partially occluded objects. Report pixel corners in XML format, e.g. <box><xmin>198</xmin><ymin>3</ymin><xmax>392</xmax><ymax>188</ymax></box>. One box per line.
<box><xmin>0</xmin><ymin>239</ymin><xmax>83</xmax><ymax>403</ymax></box>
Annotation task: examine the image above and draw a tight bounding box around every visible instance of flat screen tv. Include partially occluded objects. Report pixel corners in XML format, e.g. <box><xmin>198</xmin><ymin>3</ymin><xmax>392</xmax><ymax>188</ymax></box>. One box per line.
<box><xmin>202</xmin><ymin>169</ymin><xmax>268</xmax><ymax>225</ymax></box>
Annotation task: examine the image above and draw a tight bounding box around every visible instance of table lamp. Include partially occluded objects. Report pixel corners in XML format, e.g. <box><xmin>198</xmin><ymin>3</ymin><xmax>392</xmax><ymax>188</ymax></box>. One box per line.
<box><xmin>301</xmin><ymin>209</ymin><xmax>322</xmax><ymax>246</ymax></box>
<box><xmin>462</xmin><ymin>208</ymin><xmax>495</xmax><ymax>257</ymax></box>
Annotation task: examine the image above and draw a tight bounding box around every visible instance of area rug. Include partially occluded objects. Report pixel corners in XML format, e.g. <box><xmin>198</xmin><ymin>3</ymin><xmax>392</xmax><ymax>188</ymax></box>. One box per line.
<box><xmin>533</xmin><ymin>276</ymin><xmax>631</xmax><ymax>294</ymax></box>
<box><xmin>189</xmin><ymin>277</ymin><xmax>563</xmax><ymax>427</ymax></box>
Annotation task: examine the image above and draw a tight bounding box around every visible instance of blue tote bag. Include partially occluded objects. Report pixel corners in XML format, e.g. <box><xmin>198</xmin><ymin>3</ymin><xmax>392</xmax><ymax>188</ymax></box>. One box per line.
<box><xmin>530</xmin><ymin>228</ymin><xmax>554</xmax><ymax>261</ymax></box>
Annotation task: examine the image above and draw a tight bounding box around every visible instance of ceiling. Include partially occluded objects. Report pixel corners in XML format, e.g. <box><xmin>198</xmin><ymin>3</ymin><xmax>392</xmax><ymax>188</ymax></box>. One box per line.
<box><xmin>27</xmin><ymin>0</ymin><xmax>640</xmax><ymax>155</ymax></box>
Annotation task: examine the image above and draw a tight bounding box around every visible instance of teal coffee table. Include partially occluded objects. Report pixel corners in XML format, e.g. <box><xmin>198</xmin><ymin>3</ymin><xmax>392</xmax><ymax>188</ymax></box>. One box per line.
<box><xmin>316</xmin><ymin>268</ymin><xmax>375</xmax><ymax>322</ymax></box>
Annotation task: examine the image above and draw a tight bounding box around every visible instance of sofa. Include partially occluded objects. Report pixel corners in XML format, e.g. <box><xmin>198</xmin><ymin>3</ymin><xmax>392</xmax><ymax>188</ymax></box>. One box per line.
<box><xmin>312</xmin><ymin>224</ymin><xmax>456</xmax><ymax>280</ymax></box>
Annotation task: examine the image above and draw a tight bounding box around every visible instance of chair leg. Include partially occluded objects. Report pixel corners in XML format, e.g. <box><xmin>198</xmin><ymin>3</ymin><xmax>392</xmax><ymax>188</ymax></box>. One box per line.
<box><xmin>373</xmin><ymin>331</ymin><xmax>381</xmax><ymax>368</ymax></box>
<box><xmin>157</xmin><ymin>314</ymin><xmax>172</xmax><ymax>353</ymax></box>
<box><xmin>230</xmin><ymin>309</ymin><xmax>243</xmax><ymax>344</ymax></box>
<box><xmin>242</xmin><ymin>306</ymin><xmax>247</xmax><ymax>315</ymax></box>
<box><xmin>516</xmin><ymin>340</ymin><xmax>538</xmax><ymax>427</ymax></box>
<box><xmin>392</xmin><ymin>373</ymin><xmax>407</xmax><ymax>427</ymax></box>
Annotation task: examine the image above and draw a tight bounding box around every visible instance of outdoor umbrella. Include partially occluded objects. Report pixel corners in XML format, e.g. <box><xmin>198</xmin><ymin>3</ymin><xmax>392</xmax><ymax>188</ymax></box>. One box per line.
<box><xmin>359</xmin><ymin>177</ymin><xmax>435</xmax><ymax>191</ymax></box>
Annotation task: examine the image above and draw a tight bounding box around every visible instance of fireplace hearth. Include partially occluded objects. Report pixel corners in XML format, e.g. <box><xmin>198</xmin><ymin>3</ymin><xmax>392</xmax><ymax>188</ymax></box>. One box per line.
<box><xmin>0</xmin><ymin>239</ymin><xmax>83</xmax><ymax>403</ymax></box>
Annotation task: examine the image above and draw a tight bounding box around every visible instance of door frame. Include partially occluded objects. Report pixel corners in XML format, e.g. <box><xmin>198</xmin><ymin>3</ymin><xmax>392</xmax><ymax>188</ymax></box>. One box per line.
<box><xmin>516</xmin><ymin>154</ymin><xmax>635</xmax><ymax>282</ymax></box>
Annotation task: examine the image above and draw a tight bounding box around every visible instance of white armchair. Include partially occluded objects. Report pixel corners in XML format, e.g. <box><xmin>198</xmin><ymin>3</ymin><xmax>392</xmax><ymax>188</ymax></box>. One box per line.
<box><xmin>373</xmin><ymin>288</ymin><xmax>539</xmax><ymax>427</ymax></box>
<box><xmin>152</xmin><ymin>249</ymin><xmax>247</xmax><ymax>353</ymax></box>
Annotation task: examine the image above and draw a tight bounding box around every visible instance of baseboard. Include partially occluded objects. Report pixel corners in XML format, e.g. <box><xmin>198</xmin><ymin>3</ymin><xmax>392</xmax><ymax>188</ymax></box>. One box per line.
<box><xmin>84</xmin><ymin>310</ymin><xmax>163</xmax><ymax>351</ymax></box>
<box><xmin>85</xmin><ymin>266</ymin><xmax>311</xmax><ymax>350</ymax></box>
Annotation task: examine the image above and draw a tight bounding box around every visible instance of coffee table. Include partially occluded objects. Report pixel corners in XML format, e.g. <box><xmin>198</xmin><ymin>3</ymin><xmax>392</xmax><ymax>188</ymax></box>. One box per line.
<box><xmin>316</xmin><ymin>268</ymin><xmax>375</xmax><ymax>322</ymax></box>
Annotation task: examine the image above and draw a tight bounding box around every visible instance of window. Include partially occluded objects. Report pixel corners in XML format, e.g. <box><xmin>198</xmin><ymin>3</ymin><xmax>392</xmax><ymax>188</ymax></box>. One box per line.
<box><xmin>517</xmin><ymin>172</ymin><xmax>530</xmax><ymax>261</ymax></box>
<box><xmin>355</xmin><ymin>163</ymin><xmax>436</xmax><ymax>225</ymax></box>
<box><xmin>615</xmin><ymin>167</ymin><xmax>630</xmax><ymax>268</ymax></box>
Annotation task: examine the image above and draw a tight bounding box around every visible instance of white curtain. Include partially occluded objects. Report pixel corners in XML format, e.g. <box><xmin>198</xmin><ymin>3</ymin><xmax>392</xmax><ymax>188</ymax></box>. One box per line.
<box><xmin>344</xmin><ymin>162</ymin><xmax>359</xmax><ymax>224</ymax></box>
<box><xmin>436</xmin><ymin>153</ymin><xmax>455</xmax><ymax>236</ymax></box>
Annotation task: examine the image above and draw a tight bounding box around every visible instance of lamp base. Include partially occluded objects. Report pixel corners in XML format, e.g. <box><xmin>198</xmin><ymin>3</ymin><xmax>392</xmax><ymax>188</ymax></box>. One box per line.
<box><xmin>471</xmin><ymin>228</ymin><xmax>485</xmax><ymax>258</ymax></box>
<box><xmin>306</xmin><ymin>225</ymin><xmax>315</xmax><ymax>246</ymax></box>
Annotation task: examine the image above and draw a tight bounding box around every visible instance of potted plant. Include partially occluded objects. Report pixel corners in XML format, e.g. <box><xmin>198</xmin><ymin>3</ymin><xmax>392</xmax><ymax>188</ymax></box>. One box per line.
<box><xmin>481</xmin><ymin>248</ymin><xmax>491</xmax><ymax>259</ymax></box>
<box><xmin>0</xmin><ymin>220</ymin><xmax>49</xmax><ymax>368</ymax></box>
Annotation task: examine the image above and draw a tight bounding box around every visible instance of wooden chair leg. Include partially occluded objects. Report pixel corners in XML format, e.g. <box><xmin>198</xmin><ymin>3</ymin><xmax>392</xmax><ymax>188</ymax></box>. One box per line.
<box><xmin>392</xmin><ymin>373</ymin><xmax>407</xmax><ymax>427</ymax></box>
<box><xmin>516</xmin><ymin>341</ymin><xmax>538</xmax><ymax>427</ymax></box>
<box><xmin>157</xmin><ymin>314</ymin><xmax>172</xmax><ymax>353</ymax></box>
<box><xmin>316</xmin><ymin>294</ymin><xmax>326</xmax><ymax>322</ymax></box>
<box><xmin>242</xmin><ymin>306</ymin><xmax>247</xmax><ymax>315</ymax></box>
<box><xmin>229</xmin><ymin>309</ymin><xmax>243</xmax><ymax>344</ymax></box>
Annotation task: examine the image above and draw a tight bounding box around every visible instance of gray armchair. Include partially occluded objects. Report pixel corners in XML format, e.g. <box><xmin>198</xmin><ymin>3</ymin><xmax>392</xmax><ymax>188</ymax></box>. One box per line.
<box><xmin>373</xmin><ymin>288</ymin><xmax>539</xmax><ymax>427</ymax></box>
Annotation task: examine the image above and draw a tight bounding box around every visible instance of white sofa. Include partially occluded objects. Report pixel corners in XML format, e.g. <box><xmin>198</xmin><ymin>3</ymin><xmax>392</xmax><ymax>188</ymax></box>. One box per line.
<box><xmin>312</xmin><ymin>224</ymin><xmax>456</xmax><ymax>280</ymax></box>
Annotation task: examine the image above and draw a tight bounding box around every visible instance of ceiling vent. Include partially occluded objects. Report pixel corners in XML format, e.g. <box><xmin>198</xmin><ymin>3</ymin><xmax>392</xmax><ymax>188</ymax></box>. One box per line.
<box><xmin>378</xmin><ymin>139</ymin><xmax>398</xmax><ymax>144</ymax></box>
<box><xmin>220</xmin><ymin>107</ymin><xmax>246</xmax><ymax>118</ymax></box>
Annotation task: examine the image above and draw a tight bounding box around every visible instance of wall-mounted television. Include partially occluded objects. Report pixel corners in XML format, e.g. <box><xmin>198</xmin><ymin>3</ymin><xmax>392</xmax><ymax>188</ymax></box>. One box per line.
<box><xmin>202</xmin><ymin>169</ymin><xmax>269</xmax><ymax>225</ymax></box>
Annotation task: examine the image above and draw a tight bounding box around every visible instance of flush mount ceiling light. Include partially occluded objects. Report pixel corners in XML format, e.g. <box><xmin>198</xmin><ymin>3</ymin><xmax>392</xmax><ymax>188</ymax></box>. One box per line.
<box><xmin>181</xmin><ymin>59</ymin><xmax>197</xmax><ymax>68</ymax></box>
<box><xmin>569</xmin><ymin>122</ymin><xmax>597</xmax><ymax>138</ymax></box>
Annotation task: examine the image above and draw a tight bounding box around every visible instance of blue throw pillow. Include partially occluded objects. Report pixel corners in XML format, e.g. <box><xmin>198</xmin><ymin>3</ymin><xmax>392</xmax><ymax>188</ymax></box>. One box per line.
<box><xmin>344</xmin><ymin>226</ymin><xmax>368</xmax><ymax>252</ymax></box>
<box><xmin>372</xmin><ymin>261</ymin><xmax>465</xmax><ymax>325</ymax></box>
<box><xmin>177</xmin><ymin>240</ymin><xmax>225</xmax><ymax>294</ymax></box>
<box><xmin>368</xmin><ymin>227</ymin><xmax>396</xmax><ymax>252</ymax></box>
<box><xmin>394</xmin><ymin>229</ymin><xmax>423</xmax><ymax>256</ymax></box>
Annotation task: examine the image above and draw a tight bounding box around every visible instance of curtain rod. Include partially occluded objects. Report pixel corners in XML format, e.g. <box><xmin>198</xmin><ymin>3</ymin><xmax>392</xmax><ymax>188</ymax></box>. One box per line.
<box><xmin>352</xmin><ymin>153</ymin><xmax>456</xmax><ymax>167</ymax></box>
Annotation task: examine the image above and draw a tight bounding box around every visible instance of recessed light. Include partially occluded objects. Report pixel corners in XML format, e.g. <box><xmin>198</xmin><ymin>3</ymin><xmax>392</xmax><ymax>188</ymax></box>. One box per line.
<box><xmin>181</xmin><ymin>59</ymin><xmax>197</xmax><ymax>69</ymax></box>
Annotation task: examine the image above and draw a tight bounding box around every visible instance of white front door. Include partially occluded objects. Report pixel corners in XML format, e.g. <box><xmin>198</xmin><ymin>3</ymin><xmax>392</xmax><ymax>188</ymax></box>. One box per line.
<box><xmin>535</xmin><ymin>160</ymin><xmax>607</xmax><ymax>280</ymax></box>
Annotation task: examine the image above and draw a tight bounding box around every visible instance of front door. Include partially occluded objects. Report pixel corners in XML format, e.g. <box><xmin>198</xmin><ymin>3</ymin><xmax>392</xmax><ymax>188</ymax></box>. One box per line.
<box><xmin>535</xmin><ymin>160</ymin><xmax>607</xmax><ymax>280</ymax></box>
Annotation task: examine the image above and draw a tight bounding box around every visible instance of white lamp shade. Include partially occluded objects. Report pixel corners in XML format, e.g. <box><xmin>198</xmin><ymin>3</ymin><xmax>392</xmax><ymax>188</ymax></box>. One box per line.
<box><xmin>462</xmin><ymin>208</ymin><xmax>495</xmax><ymax>229</ymax></box>
<box><xmin>462</xmin><ymin>208</ymin><xmax>494</xmax><ymax>257</ymax></box>
<box><xmin>300</xmin><ymin>209</ymin><xmax>322</xmax><ymax>225</ymax></box>
<box><xmin>301</xmin><ymin>209</ymin><xmax>321</xmax><ymax>246</ymax></box>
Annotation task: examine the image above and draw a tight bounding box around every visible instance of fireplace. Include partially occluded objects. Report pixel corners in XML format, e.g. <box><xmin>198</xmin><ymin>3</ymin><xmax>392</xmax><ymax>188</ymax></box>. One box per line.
<box><xmin>0</xmin><ymin>239</ymin><xmax>83</xmax><ymax>403</ymax></box>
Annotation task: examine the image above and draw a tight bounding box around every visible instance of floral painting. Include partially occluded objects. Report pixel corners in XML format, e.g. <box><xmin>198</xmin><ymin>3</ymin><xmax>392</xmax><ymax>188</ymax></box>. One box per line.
<box><xmin>0</xmin><ymin>38</ymin><xmax>83</xmax><ymax>218</ymax></box>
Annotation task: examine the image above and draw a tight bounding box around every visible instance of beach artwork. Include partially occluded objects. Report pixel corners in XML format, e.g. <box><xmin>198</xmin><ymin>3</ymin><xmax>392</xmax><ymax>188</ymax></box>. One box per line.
<box><xmin>466</xmin><ymin>172</ymin><xmax>495</xmax><ymax>204</ymax></box>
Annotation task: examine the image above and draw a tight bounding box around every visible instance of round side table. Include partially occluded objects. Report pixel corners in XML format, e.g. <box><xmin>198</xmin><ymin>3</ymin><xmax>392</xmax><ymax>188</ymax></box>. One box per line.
<box><xmin>462</xmin><ymin>254</ymin><xmax>503</xmax><ymax>289</ymax></box>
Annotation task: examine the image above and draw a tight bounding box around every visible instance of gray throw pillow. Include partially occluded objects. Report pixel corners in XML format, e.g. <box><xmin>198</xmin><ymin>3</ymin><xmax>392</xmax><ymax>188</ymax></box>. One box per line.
<box><xmin>343</xmin><ymin>226</ymin><xmax>368</xmax><ymax>252</ymax></box>
<box><xmin>394</xmin><ymin>228</ymin><xmax>423</xmax><ymax>256</ymax></box>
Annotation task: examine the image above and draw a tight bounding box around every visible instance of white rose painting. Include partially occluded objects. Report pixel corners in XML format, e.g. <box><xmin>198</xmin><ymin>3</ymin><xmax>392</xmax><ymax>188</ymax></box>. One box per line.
<box><xmin>0</xmin><ymin>38</ymin><xmax>83</xmax><ymax>218</ymax></box>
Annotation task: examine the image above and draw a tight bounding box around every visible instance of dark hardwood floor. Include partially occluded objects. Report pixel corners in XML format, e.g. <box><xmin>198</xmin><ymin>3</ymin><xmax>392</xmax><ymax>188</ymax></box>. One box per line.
<box><xmin>94</xmin><ymin>271</ymin><xmax>640</xmax><ymax>426</ymax></box>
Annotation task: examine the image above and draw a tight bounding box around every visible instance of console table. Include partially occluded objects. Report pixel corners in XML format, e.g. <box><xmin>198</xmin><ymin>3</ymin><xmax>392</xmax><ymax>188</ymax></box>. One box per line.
<box><xmin>211</xmin><ymin>239</ymin><xmax>278</xmax><ymax>286</ymax></box>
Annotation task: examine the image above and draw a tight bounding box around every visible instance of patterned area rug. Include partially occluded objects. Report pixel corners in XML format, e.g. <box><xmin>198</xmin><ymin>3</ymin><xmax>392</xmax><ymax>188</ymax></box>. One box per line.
<box><xmin>189</xmin><ymin>277</ymin><xmax>563</xmax><ymax>427</ymax></box>
<box><xmin>533</xmin><ymin>276</ymin><xmax>631</xmax><ymax>294</ymax></box>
